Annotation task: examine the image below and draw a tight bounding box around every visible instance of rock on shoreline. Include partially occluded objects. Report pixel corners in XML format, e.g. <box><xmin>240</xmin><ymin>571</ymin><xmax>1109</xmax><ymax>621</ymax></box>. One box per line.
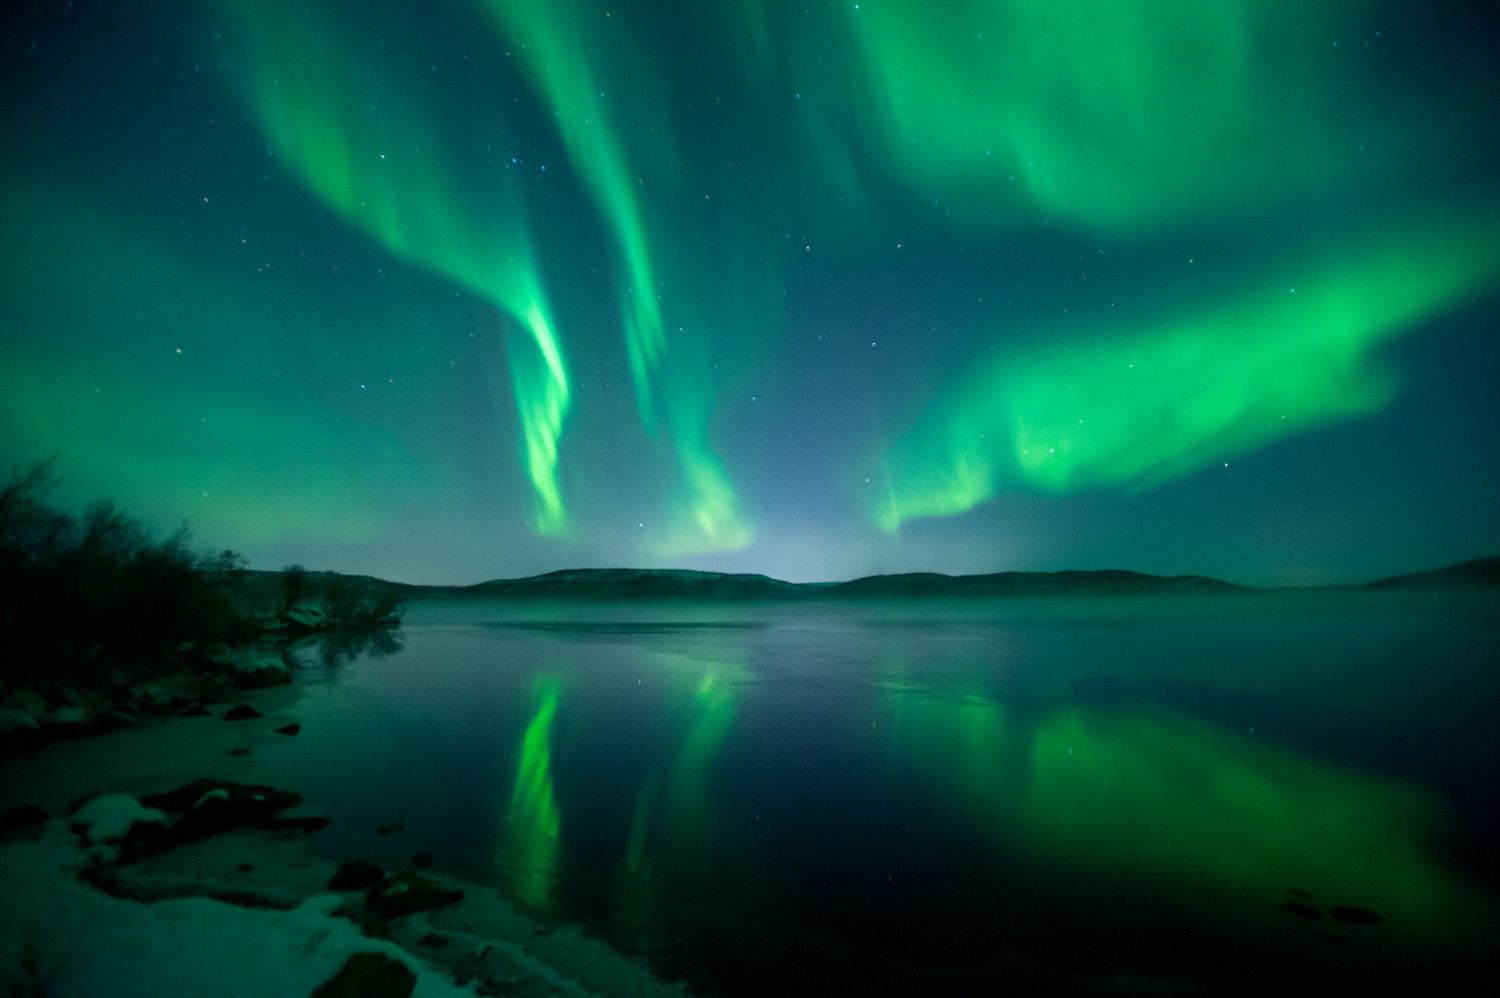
<box><xmin>0</xmin><ymin>599</ymin><xmax>399</xmax><ymax>756</ymax></box>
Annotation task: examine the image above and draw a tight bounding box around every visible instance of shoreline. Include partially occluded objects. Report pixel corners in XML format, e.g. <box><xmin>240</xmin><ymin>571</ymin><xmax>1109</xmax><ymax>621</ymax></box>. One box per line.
<box><xmin>0</xmin><ymin>681</ymin><xmax>692</xmax><ymax>998</ymax></box>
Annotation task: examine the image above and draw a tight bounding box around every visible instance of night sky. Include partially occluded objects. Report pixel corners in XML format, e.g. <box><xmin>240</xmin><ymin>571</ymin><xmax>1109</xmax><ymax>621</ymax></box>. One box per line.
<box><xmin>2</xmin><ymin>1</ymin><xmax>1498</xmax><ymax>587</ymax></box>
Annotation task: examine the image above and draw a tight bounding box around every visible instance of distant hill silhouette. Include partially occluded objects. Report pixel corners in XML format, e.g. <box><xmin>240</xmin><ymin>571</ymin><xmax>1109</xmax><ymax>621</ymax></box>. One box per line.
<box><xmin>311</xmin><ymin>556</ymin><xmax>1500</xmax><ymax>604</ymax></box>
<box><xmin>458</xmin><ymin>568</ymin><xmax>800</xmax><ymax>602</ymax></box>
<box><xmin>821</xmin><ymin>569</ymin><xmax>1246</xmax><ymax>599</ymax></box>
<box><xmin>408</xmin><ymin>566</ymin><xmax>1249</xmax><ymax>602</ymax></box>
<box><xmin>1360</xmin><ymin>556</ymin><xmax>1500</xmax><ymax>591</ymax></box>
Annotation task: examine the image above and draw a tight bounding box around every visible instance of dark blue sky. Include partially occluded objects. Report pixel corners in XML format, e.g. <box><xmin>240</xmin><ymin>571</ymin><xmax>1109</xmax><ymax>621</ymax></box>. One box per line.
<box><xmin>2</xmin><ymin>0</ymin><xmax>1497</xmax><ymax>585</ymax></box>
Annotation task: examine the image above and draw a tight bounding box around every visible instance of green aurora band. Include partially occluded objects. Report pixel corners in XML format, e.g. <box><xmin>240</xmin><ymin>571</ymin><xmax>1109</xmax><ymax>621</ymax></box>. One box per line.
<box><xmin>875</xmin><ymin>223</ymin><xmax>1500</xmax><ymax>529</ymax></box>
<box><xmin>476</xmin><ymin>0</ymin><xmax>752</xmax><ymax>552</ymax></box>
<box><xmin>21</xmin><ymin>0</ymin><xmax>1477</xmax><ymax>557</ymax></box>
<box><xmin>827</xmin><ymin>0</ymin><xmax>1500</xmax><ymax>529</ymax></box>
<box><xmin>216</xmin><ymin>1</ymin><xmax>572</xmax><ymax>533</ymax></box>
<box><xmin>836</xmin><ymin>0</ymin><xmax>1397</xmax><ymax>232</ymax></box>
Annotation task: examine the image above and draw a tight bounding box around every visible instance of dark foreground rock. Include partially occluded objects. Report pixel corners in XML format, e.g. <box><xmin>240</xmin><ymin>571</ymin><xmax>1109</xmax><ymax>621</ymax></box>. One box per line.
<box><xmin>138</xmin><ymin>778</ymin><xmax>302</xmax><ymax>849</ymax></box>
<box><xmin>366</xmin><ymin>871</ymin><xmax>464</xmax><ymax>918</ymax></box>
<box><xmin>222</xmin><ymin>703</ymin><xmax>263</xmax><ymax>721</ymax></box>
<box><xmin>328</xmin><ymin>860</ymin><xmax>385</xmax><ymax>891</ymax></box>
<box><xmin>257</xmin><ymin>816</ymin><xmax>330</xmax><ymax>834</ymax></box>
<box><xmin>1330</xmin><ymin>904</ymin><xmax>1382</xmax><ymax>926</ymax></box>
<box><xmin>311</xmin><ymin>952</ymin><xmax>416</xmax><ymax>998</ymax></box>
<box><xmin>2</xmin><ymin>803</ymin><xmax>48</xmax><ymax>831</ymax></box>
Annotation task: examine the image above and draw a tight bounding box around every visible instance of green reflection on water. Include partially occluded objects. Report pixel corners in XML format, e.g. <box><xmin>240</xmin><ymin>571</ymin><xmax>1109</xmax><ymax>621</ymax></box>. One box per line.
<box><xmin>1024</xmin><ymin>708</ymin><xmax>1495</xmax><ymax>947</ymax></box>
<box><xmin>504</xmin><ymin>675</ymin><xmax>563</xmax><ymax>907</ymax></box>
<box><xmin>614</xmin><ymin>661</ymin><xmax>744</xmax><ymax>948</ymax></box>
<box><xmin>885</xmin><ymin>684</ymin><xmax>1498</xmax><ymax>953</ymax></box>
<box><xmin>625</xmin><ymin>666</ymin><xmax>740</xmax><ymax>877</ymax></box>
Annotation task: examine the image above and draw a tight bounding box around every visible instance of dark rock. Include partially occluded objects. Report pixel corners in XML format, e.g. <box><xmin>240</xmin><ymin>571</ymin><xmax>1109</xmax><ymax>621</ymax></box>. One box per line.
<box><xmin>1329</xmin><ymin>904</ymin><xmax>1382</xmax><ymax>926</ymax></box>
<box><xmin>115</xmin><ymin>818</ymin><xmax>175</xmax><ymax>864</ymax></box>
<box><xmin>1277</xmin><ymin>901</ymin><xmax>1322</xmax><ymax>920</ymax></box>
<box><xmin>274</xmin><ymin>723</ymin><xmax>301</xmax><ymax>736</ymax></box>
<box><xmin>257</xmin><ymin>816</ymin><xmax>330</xmax><ymax>834</ymax></box>
<box><xmin>311</xmin><ymin>952</ymin><xmax>415</xmax><ymax>998</ymax></box>
<box><xmin>0</xmin><ymin>725</ymin><xmax>47</xmax><ymax>754</ymax></box>
<box><xmin>139</xmin><ymin>778</ymin><xmax>301</xmax><ymax>843</ymax></box>
<box><xmin>417</xmin><ymin>933</ymin><xmax>448</xmax><ymax>949</ymax></box>
<box><xmin>365</xmin><ymin>871</ymin><xmax>464</xmax><ymax>918</ymax></box>
<box><xmin>328</xmin><ymin>860</ymin><xmax>385</xmax><ymax>891</ymax></box>
<box><xmin>1</xmin><ymin>804</ymin><xmax>48</xmax><ymax>830</ymax></box>
<box><xmin>139</xmin><ymin>780</ymin><xmax>214</xmax><ymax>812</ymax></box>
<box><xmin>142</xmin><ymin>778</ymin><xmax>299</xmax><ymax>813</ymax></box>
<box><xmin>222</xmin><ymin>704</ymin><xmax>262</xmax><ymax>721</ymax></box>
<box><xmin>377</xmin><ymin>822</ymin><xmax>405</xmax><ymax>836</ymax></box>
<box><xmin>410</xmin><ymin>852</ymin><xmax>433</xmax><ymax>869</ymax></box>
<box><xmin>227</xmin><ymin>748</ymin><xmax>251</xmax><ymax>757</ymax></box>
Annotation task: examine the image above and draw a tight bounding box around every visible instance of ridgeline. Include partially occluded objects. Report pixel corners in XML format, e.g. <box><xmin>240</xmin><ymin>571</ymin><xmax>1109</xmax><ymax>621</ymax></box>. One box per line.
<box><xmin>392</xmin><ymin>556</ymin><xmax>1500</xmax><ymax>603</ymax></box>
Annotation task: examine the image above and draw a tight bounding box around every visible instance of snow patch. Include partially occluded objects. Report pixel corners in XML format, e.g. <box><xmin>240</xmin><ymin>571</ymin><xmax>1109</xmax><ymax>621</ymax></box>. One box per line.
<box><xmin>49</xmin><ymin>705</ymin><xmax>91</xmax><ymax>724</ymax></box>
<box><xmin>192</xmin><ymin>789</ymin><xmax>231</xmax><ymax>808</ymax></box>
<box><xmin>0</xmin><ymin>708</ymin><xmax>39</xmax><ymax>733</ymax></box>
<box><xmin>0</xmin><ymin>833</ymin><xmax>476</xmax><ymax>997</ymax></box>
<box><xmin>71</xmin><ymin>794</ymin><xmax>166</xmax><ymax>844</ymax></box>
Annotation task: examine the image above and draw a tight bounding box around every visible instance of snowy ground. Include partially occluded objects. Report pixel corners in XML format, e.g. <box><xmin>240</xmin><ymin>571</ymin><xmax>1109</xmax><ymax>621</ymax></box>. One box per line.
<box><xmin>0</xmin><ymin>823</ymin><xmax>477</xmax><ymax>997</ymax></box>
<box><xmin>0</xmin><ymin>688</ymin><xmax>689</xmax><ymax>998</ymax></box>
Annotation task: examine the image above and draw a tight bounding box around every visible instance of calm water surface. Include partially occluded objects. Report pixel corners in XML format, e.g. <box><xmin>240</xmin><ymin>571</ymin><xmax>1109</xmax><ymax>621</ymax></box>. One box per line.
<box><xmin>258</xmin><ymin>592</ymin><xmax>1499</xmax><ymax>994</ymax></box>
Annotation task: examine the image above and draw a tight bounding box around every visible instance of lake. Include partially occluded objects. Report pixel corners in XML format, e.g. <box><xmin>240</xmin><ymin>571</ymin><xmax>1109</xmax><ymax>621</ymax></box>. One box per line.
<box><xmin>14</xmin><ymin>590</ymin><xmax>1500</xmax><ymax>994</ymax></box>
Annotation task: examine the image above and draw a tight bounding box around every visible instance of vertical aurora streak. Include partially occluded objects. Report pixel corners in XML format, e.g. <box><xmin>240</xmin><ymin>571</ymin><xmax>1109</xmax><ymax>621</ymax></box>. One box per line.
<box><xmin>216</xmin><ymin>0</ymin><xmax>572</xmax><ymax>533</ymax></box>
<box><xmin>476</xmin><ymin>0</ymin><xmax>751</xmax><ymax>553</ymax></box>
<box><xmin>473</xmin><ymin>0</ymin><xmax>664</xmax><ymax>430</ymax></box>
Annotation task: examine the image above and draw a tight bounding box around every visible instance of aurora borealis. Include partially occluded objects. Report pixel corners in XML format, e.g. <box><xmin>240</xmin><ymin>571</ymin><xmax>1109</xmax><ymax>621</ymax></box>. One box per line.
<box><xmin>2</xmin><ymin>1</ymin><xmax>1497</xmax><ymax>585</ymax></box>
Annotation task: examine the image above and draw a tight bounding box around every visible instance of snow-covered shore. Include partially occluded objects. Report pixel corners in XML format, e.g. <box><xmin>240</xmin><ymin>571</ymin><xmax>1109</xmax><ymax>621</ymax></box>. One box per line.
<box><xmin>0</xmin><ymin>825</ymin><xmax>477</xmax><ymax>997</ymax></box>
<box><xmin>0</xmin><ymin>689</ymin><xmax>690</xmax><ymax>998</ymax></box>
